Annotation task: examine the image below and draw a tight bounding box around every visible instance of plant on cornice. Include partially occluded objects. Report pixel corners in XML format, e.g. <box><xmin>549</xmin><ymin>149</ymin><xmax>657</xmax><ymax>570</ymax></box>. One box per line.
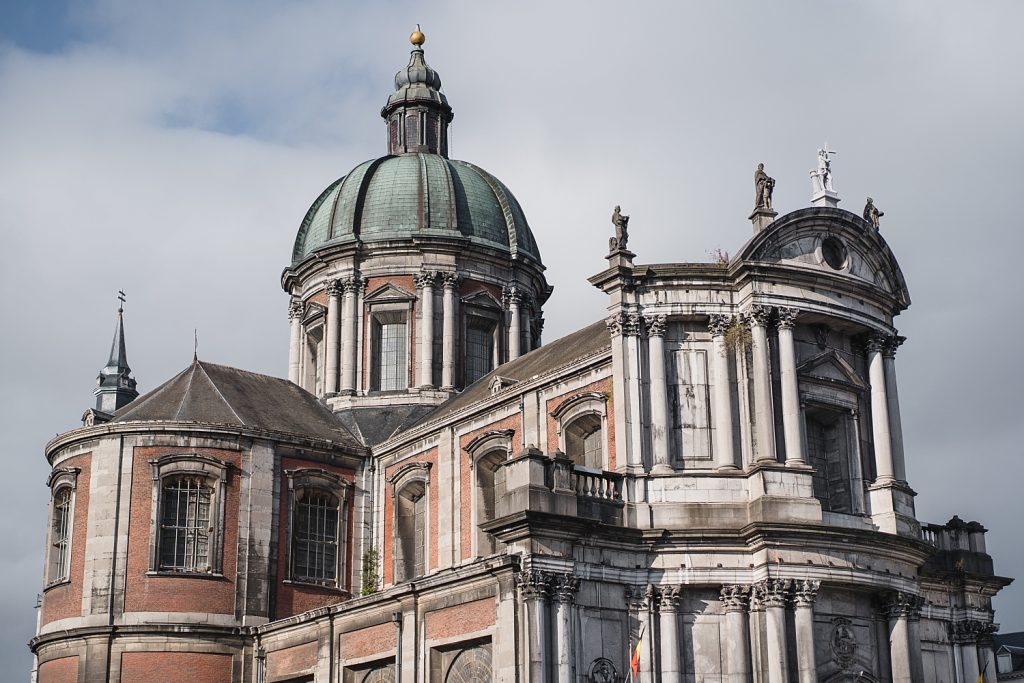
<box><xmin>360</xmin><ymin>549</ymin><xmax>380</xmax><ymax>596</ymax></box>
<box><xmin>723</xmin><ymin>318</ymin><xmax>751</xmax><ymax>352</ymax></box>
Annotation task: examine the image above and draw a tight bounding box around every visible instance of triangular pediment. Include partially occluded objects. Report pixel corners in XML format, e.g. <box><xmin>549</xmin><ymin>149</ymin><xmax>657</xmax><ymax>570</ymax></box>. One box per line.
<box><xmin>797</xmin><ymin>350</ymin><xmax>866</xmax><ymax>389</ymax></box>
<box><xmin>364</xmin><ymin>282</ymin><xmax>415</xmax><ymax>303</ymax></box>
<box><xmin>461</xmin><ymin>288</ymin><xmax>502</xmax><ymax>310</ymax></box>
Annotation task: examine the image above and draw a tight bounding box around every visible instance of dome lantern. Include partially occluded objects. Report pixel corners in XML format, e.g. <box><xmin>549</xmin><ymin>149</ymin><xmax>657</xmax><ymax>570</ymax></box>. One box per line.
<box><xmin>381</xmin><ymin>26</ymin><xmax>453</xmax><ymax>157</ymax></box>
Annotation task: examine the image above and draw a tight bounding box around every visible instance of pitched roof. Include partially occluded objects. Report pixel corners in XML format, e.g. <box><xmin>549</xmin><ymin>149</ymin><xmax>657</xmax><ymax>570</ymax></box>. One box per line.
<box><xmin>408</xmin><ymin>319</ymin><xmax>611</xmax><ymax>429</ymax></box>
<box><xmin>112</xmin><ymin>360</ymin><xmax>361</xmax><ymax>447</ymax></box>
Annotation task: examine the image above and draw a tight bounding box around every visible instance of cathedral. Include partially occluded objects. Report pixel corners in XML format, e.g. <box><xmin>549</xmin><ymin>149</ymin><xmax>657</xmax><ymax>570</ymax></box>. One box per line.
<box><xmin>32</xmin><ymin>29</ymin><xmax>1011</xmax><ymax>683</ymax></box>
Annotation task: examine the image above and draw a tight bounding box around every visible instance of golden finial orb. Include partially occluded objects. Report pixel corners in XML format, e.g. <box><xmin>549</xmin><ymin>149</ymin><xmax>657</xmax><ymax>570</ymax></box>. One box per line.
<box><xmin>410</xmin><ymin>24</ymin><xmax>425</xmax><ymax>46</ymax></box>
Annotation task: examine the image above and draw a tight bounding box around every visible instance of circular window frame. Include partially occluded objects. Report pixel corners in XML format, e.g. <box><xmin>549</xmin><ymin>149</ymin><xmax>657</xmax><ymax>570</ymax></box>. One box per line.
<box><xmin>817</xmin><ymin>235</ymin><xmax>849</xmax><ymax>271</ymax></box>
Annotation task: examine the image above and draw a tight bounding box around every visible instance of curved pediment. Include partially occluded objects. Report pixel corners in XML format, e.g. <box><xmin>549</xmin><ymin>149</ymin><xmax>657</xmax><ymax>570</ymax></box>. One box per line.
<box><xmin>736</xmin><ymin>207</ymin><xmax>910</xmax><ymax>311</ymax></box>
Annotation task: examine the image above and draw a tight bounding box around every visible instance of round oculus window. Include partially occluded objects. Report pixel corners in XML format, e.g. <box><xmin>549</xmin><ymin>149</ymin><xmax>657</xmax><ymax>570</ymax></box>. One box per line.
<box><xmin>820</xmin><ymin>237</ymin><xmax>847</xmax><ymax>270</ymax></box>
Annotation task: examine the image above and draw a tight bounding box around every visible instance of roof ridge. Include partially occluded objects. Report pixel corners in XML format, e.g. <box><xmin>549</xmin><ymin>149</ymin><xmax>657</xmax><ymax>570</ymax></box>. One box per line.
<box><xmin>173</xmin><ymin>362</ymin><xmax>199</xmax><ymax>420</ymax></box>
<box><xmin>196</xmin><ymin>361</ymin><xmax>246</xmax><ymax>425</ymax></box>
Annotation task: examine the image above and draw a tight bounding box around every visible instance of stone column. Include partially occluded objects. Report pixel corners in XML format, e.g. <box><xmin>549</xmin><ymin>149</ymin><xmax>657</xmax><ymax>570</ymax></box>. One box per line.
<box><xmin>959</xmin><ymin>636</ymin><xmax>980</xmax><ymax>683</ymax></box>
<box><xmin>745</xmin><ymin>305</ymin><xmax>777</xmax><ymax>463</ymax></box>
<box><xmin>520</xmin><ymin>295</ymin><xmax>533</xmax><ymax>354</ymax></box>
<box><xmin>883</xmin><ymin>336</ymin><xmax>908</xmax><ymax>482</ymax></box>
<box><xmin>517</xmin><ymin>569</ymin><xmax>552</xmax><ymax>683</ymax></box>
<box><xmin>553</xmin><ymin>573</ymin><xmax>579</xmax><ymax>683</ymax></box>
<box><xmin>324</xmin><ymin>280</ymin><xmax>342</xmax><ymax>394</ymax></box>
<box><xmin>340</xmin><ymin>276</ymin><xmax>362</xmax><ymax>394</ymax></box>
<box><xmin>793</xmin><ymin>580</ymin><xmax>819</xmax><ymax>683</ymax></box>
<box><xmin>709</xmin><ymin>315</ymin><xmax>738</xmax><ymax>470</ymax></box>
<box><xmin>776</xmin><ymin>307</ymin><xmax>806</xmax><ymax>467</ymax></box>
<box><xmin>866</xmin><ymin>332</ymin><xmax>896</xmax><ymax>483</ymax></box>
<box><xmin>659</xmin><ymin>586</ymin><xmax>683</xmax><ymax>683</ymax></box>
<box><xmin>884</xmin><ymin>592</ymin><xmax>922</xmax><ymax>683</ymax></box>
<box><xmin>415</xmin><ymin>271</ymin><xmax>438</xmax><ymax>388</ymax></box>
<box><xmin>756</xmin><ymin>579</ymin><xmax>791</xmax><ymax>683</ymax></box>
<box><xmin>288</xmin><ymin>300</ymin><xmax>303</xmax><ymax>385</ymax></box>
<box><xmin>441</xmin><ymin>273</ymin><xmax>461</xmax><ymax>391</ymax></box>
<box><xmin>505</xmin><ymin>287</ymin><xmax>522</xmax><ymax>361</ymax></box>
<box><xmin>646</xmin><ymin>314</ymin><xmax>672</xmax><ymax>474</ymax></box>
<box><xmin>624</xmin><ymin>313</ymin><xmax>646</xmax><ymax>473</ymax></box>
<box><xmin>720</xmin><ymin>585</ymin><xmax>752</xmax><ymax>683</ymax></box>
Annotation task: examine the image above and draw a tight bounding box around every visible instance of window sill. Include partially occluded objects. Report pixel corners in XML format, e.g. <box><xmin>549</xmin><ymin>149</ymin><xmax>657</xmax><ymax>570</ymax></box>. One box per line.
<box><xmin>43</xmin><ymin>578</ymin><xmax>71</xmax><ymax>593</ymax></box>
<box><xmin>146</xmin><ymin>570</ymin><xmax>226</xmax><ymax>581</ymax></box>
<box><xmin>282</xmin><ymin>579</ymin><xmax>350</xmax><ymax>595</ymax></box>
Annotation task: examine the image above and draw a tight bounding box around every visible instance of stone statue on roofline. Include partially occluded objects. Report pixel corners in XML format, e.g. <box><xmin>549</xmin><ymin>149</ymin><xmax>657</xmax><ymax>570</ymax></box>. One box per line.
<box><xmin>863</xmin><ymin>197</ymin><xmax>884</xmax><ymax>229</ymax></box>
<box><xmin>609</xmin><ymin>205</ymin><xmax>630</xmax><ymax>253</ymax></box>
<box><xmin>754</xmin><ymin>163</ymin><xmax>775</xmax><ymax>211</ymax></box>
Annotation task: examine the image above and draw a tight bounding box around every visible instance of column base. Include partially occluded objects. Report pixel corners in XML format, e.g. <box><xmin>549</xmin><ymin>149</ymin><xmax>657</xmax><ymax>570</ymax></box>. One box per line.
<box><xmin>716</xmin><ymin>464</ymin><xmax>741</xmax><ymax>472</ymax></box>
<box><xmin>650</xmin><ymin>463</ymin><xmax>675</xmax><ymax>475</ymax></box>
<box><xmin>785</xmin><ymin>459</ymin><xmax>812</xmax><ymax>469</ymax></box>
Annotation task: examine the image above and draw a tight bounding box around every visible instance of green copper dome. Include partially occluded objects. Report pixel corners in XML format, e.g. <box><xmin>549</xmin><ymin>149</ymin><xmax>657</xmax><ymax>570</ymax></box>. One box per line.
<box><xmin>291</xmin><ymin>153</ymin><xmax>541</xmax><ymax>265</ymax></box>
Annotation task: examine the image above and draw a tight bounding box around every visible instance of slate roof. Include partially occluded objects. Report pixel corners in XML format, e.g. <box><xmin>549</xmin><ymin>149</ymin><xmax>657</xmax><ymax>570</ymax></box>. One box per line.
<box><xmin>407</xmin><ymin>319</ymin><xmax>611</xmax><ymax>429</ymax></box>
<box><xmin>112</xmin><ymin>359</ymin><xmax>362</xmax><ymax>448</ymax></box>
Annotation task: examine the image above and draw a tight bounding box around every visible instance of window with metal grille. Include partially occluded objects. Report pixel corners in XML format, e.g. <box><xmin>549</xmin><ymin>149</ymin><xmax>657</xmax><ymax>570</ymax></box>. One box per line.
<box><xmin>292</xmin><ymin>489</ymin><xmax>339</xmax><ymax>584</ymax></box>
<box><xmin>48</xmin><ymin>488</ymin><xmax>72</xmax><ymax>583</ymax></box>
<box><xmin>372</xmin><ymin>312</ymin><xmax>407</xmax><ymax>391</ymax></box>
<box><xmin>464</xmin><ymin>317</ymin><xmax>495</xmax><ymax>386</ymax></box>
<box><xmin>159</xmin><ymin>476</ymin><xmax>212</xmax><ymax>572</ymax></box>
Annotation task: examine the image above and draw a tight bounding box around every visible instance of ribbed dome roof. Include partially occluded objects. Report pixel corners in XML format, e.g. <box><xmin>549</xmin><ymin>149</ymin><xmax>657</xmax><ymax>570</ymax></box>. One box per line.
<box><xmin>291</xmin><ymin>153</ymin><xmax>541</xmax><ymax>265</ymax></box>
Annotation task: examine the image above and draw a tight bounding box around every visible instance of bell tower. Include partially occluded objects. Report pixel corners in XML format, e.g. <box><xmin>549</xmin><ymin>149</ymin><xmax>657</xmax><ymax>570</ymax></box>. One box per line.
<box><xmin>87</xmin><ymin>293</ymin><xmax>138</xmax><ymax>423</ymax></box>
<box><xmin>381</xmin><ymin>26</ymin><xmax>453</xmax><ymax>157</ymax></box>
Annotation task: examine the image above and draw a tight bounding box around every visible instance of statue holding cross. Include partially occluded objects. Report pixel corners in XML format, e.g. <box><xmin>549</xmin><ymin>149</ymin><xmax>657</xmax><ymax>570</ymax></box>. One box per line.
<box><xmin>811</xmin><ymin>144</ymin><xmax>837</xmax><ymax>194</ymax></box>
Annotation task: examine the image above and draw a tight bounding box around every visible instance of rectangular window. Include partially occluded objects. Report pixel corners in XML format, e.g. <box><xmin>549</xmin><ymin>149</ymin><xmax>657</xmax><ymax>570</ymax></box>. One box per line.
<box><xmin>292</xmin><ymin>491</ymin><xmax>339</xmax><ymax>584</ymax></box>
<box><xmin>159</xmin><ymin>476</ymin><xmax>212</xmax><ymax>572</ymax></box>
<box><xmin>372</xmin><ymin>312</ymin><xmax>407</xmax><ymax>391</ymax></box>
<box><xmin>465</xmin><ymin>317</ymin><xmax>495</xmax><ymax>386</ymax></box>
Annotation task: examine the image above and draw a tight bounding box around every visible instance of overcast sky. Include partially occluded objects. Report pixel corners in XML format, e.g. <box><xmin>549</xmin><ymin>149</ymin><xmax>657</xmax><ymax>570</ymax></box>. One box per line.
<box><xmin>2</xmin><ymin>0</ymin><xmax>1022</xmax><ymax>671</ymax></box>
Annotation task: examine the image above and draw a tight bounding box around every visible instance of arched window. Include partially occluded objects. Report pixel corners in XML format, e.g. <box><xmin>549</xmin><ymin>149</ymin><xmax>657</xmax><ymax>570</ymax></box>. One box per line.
<box><xmin>45</xmin><ymin>467</ymin><xmax>80</xmax><ymax>586</ymax></box>
<box><xmin>475</xmin><ymin>450</ymin><xmax>507</xmax><ymax>557</ymax></box>
<box><xmin>390</xmin><ymin>462</ymin><xmax>431</xmax><ymax>583</ymax></box>
<box><xmin>553</xmin><ymin>392</ymin><xmax>609</xmax><ymax>470</ymax></box>
<box><xmin>286</xmin><ymin>468</ymin><xmax>352</xmax><ymax>589</ymax></box>
<box><xmin>159</xmin><ymin>475</ymin><xmax>213</xmax><ymax>572</ymax></box>
<box><xmin>149</xmin><ymin>454</ymin><xmax>230</xmax><ymax>575</ymax></box>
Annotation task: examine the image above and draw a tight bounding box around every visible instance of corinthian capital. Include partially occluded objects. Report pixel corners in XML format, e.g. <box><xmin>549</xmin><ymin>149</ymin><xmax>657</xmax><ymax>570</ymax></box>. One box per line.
<box><xmin>343</xmin><ymin>275</ymin><xmax>366</xmax><ymax>294</ymax></box>
<box><xmin>502</xmin><ymin>285</ymin><xmax>523</xmax><ymax>307</ymax></box>
<box><xmin>793</xmin><ymin>579</ymin><xmax>821</xmax><ymax>607</ymax></box>
<box><xmin>288</xmin><ymin>300</ymin><xmax>303</xmax><ymax>320</ymax></box>
<box><xmin>776</xmin><ymin>307</ymin><xmax>800</xmax><ymax>330</ymax></box>
<box><xmin>707</xmin><ymin>314</ymin><xmax>732</xmax><ymax>338</ymax></box>
<box><xmin>605</xmin><ymin>313</ymin><xmax>624</xmax><ymax>337</ymax></box>
<box><xmin>515</xmin><ymin>569</ymin><xmax>553</xmax><ymax>600</ymax></box>
<box><xmin>719</xmin><ymin>584</ymin><xmax>750</xmax><ymax>613</ymax></box>
<box><xmin>644</xmin><ymin>314</ymin><xmax>667</xmax><ymax>337</ymax></box>
<box><xmin>863</xmin><ymin>331</ymin><xmax>890</xmax><ymax>355</ymax></box>
<box><xmin>441</xmin><ymin>272</ymin><xmax>462</xmax><ymax>290</ymax></box>
<box><xmin>881</xmin><ymin>591</ymin><xmax>923</xmax><ymax>620</ymax></box>
<box><xmin>552</xmin><ymin>573</ymin><xmax>580</xmax><ymax>604</ymax></box>
<box><xmin>742</xmin><ymin>304</ymin><xmax>772</xmax><ymax>329</ymax></box>
<box><xmin>883</xmin><ymin>334</ymin><xmax>905</xmax><ymax>359</ymax></box>
<box><xmin>622</xmin><ymin>312</ymin><xmax>643</xmax><ymax>337</ymax></box>
<box><xmin>325</xmin><ymin>279</ymin><xmax>343</xmax><ymax>298</ymax></box>
<box><xmin>753</xmin><ymin>578</ymin><xmax>791</xmax><ymax>609</ymax></box>
<box><xmin>414</xmin><ymin>270</ymin><xmax>439</xmax><ymax>290</ymax></box>
<box><xmin>658</xmin><ymin>585</ymin><xmax>682</xmax><ymax>612</ymax></box>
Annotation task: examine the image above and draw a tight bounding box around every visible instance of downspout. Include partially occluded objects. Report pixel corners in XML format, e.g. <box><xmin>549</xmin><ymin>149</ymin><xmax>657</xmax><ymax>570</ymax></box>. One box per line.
<box><xmin>392</xmin><ymin>610</ymin><xmax>403</xmax><ymax>683</ymax></box>
<box><xmin>105</xmin><ymin>435</ymin><xmax>126</xmax><ymax>683</ymax></box>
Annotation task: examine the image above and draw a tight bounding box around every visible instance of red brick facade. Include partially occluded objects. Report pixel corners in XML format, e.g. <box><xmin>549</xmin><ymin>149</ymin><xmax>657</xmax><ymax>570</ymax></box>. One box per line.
<box><xmin>545</xmin><ymin>377</ymin><xmax>615</xmax><ymax>470</ymax></box>
<box><xmin>119</xmin><ymin>651</ymin><xmax>232</xmax><ymax>682</ymax></box>
<box><xmin>459</xmin><ymin>415</ymin><xmax>521</xmax><ymax>559</ymax></box>
<box><xmin>37</xmin><ymin>655</ymin><xmax>78</xmax><ymax>683</ymax></box>
<box><xmin>425</xmin><ymin>597</ymin><xmax>495</xmax><ymax>640</ymax></box>
<box><xmin>382</xmin><ymin>447</ymin><xmax>439</xmax><ymax>585</ymax></box>
<box><xmin>41</xmin><ymin>453</ymin><xmax>91</xmax><ymax>626</ymax></box>
<box><xmin>266</xmin><ymin>640</ymin><xmax>318</xmax><ymax>680</ymax></box>
<box><xmin>340</xmin><ymin>621</ymin><xmax>396</xmax><ymax>660</ymax></box>
<box><xmin>124</xmin><ymin>446</ymin><xmax>241</xmax><ymax>614</ymax></box>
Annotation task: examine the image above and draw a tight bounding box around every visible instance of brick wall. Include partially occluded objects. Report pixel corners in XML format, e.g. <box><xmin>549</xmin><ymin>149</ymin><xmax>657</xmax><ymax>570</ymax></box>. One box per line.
<box><xmin>545</xmin><ymin>377</ymin><xmax>616</xmax><ymax>469</ymax></box>
<box><xmin>120</xmin><ymin>651</ymin><xmax>232</xmax><ymax>683</ymax></box>
<box><xmin>274</xmin><ymin>456</ymin><xmax>356</xmax><ymax>619</ymax></box>
<box><xmin>340</xmin><ymin>621</ymin><xmax>396</xmax><ymax>659</ymax></box>
<box><xmin>41</xmin><ymin>453</ymin><xmax>91</xmax><ymax>625</ymax></box>
<box><xmin>124</xmin><ymin>446</ymin><xmax>241</xmax><ymax>614</ymax></box>
<box><xmin>382</xmin><ymin>448</ymin><xmax>438</xmax><ymax>585</ymax></box>
<box><xmin>459</xmin><ymin>416</ymin><xmax>520</xmax><ymax>559</ymax></box>
<box><xmin>37</xmin><ymin>655</ymin><xmax>77</xmax><ymax>683</ymax></box>
<box><xmin>266</xmin><ymin>640</ymin><xmax>318</xmax><ymax>680</ymax></box>
<box><xmin>425</xmin><ymin>598</ymin><xmax>495</xmax><ymax>641</ymax></box>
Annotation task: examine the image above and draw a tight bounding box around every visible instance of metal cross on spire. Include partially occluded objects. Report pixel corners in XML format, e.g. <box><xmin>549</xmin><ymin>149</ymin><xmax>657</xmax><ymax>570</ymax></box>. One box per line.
<box><xmin>117</xmin><ymin>289</ymin><xmax>126</xmax><ymax>312</ymax></box>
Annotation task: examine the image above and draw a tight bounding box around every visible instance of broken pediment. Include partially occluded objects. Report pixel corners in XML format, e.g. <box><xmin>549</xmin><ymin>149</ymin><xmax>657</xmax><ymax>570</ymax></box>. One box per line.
<box><xmin>797</xmin><ymin>350</ymin><xmax>867</xmax><ymax>390</ymax></box>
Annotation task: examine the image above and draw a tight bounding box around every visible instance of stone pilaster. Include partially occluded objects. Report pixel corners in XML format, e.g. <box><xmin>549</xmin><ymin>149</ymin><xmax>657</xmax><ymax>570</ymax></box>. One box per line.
<box><xmin>776</xmin><ymin>307</ymin><xmax>806</xmax><ymax>467</ymax></box>
<box><xmin>552</xmin><ymin>573</ymin><xmax>579</xmax><ymax>683</ymax></box>
<box><xmin>440</xmin><ymin>272</ymin><xmax>461</xmax><ymax>390</ymax></box>
<box><xmin>720</xmin><ymin>584</ymin><xmax>752</xmax><ymax>683</ymax></box>
<box><xmin>792</xmin><ymin>580</ymin><xmax>820</xmax><ymax>683</ymax></box>
<box><xmin>324</xmin><ymin>280</ymin><xmax>342</xmax><ymax>394</ymax></box>
<box><xmin>645</xmin><ymin>314</ymin><xmax>672</xmax><ymax>474</ymax></box>
<box><xmin>709</xmin><ymin>315</ymin><xmax>739</xmax><ymax>470</ymax></box>
<box><xmin>626</xmin><ymin>585</ymin><xmax>656</xmax><ymax>683</ymax></box>
<box><xmin>504</xmin><ymin>286</ymin><xmax>523</xmax><ymax>361</ymax></box>
<box><xmin>659</xmin><ymin>585</ymin><xmax>683</xmax><ymax>683</ymax></box>
<box><xmin>865</xmin><ymin>332</ymin><xmax>895</xmax><ymax>483</ymax></box>
<box><xmin>883</xmin><ymin>335</ymin><xmax>907</xmax><ymax>482</ymax></box>
<box><xmin>754</xmin><ymin>579</ymin><xmax>791</xmax><ymax>683</ymax></box>
<box><xmin>340</xmin><ymin>276</ymin><xmax>364</xmax><ymax>394</ymax></box>
<box><xmin>882</xmin><ymin>591</ymin><xmax>923</xmax><ymax>683</ymax></box>
<box><xmin>744</xmin><ymin>305</ymin><xmax>777</xmax><ymax>463</ymax></box>
<box><xmin>415</xmin><ymin>270</ymin><xmax>439</xmax><ymax>388</ymax></box>
<box><xmin>517</xmin><ymin>569</ymin><xmax>553</xmax><ymax>683</ymax></box>
<box><xmin>288</xmin><ymin>299</ymin><xmax>303</xmax><ymax>385</ymax></box>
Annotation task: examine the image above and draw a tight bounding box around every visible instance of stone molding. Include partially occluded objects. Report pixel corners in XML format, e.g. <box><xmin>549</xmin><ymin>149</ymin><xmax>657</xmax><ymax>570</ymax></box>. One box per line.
<box><xmin>719</xmin><ymin>584</ymin><xmax>750</xmax><ymax>613</ymax></box>
<box><xmin>707</xmin><ymin>314</ymin><xmax>732</xmax><ymax>338</ymax></box>
<box><xmin>644</xmin><ymin>314</ymin><xmax>667</xmax><ymax>337</ymax></box>
<box><xmin>776</xmin><ymin>306</ymin><xmax>800</xmax><ymax>330</ymax></box>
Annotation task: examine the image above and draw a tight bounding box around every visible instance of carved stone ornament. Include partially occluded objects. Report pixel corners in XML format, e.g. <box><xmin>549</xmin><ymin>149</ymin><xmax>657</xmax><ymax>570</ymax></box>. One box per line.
<box><xmin>288</xmin><ymin>300</ymin><xmax>304</xmax><ymax>320</ymax></box>
<box><xmin>793</xmin><ymin>579</ymin><xmax>820</xmax><ymax>607</ymax></box>
<box><xmin>883</xmin><ymin>334</ymin><xmax>905</xmax><ymax>359</ymax></box>
<box><xmin>552</xmin><ymin>573</ymin><xmax>580</xmax><ymax>604</ymax></box>
<box><xmin>644</xmin><ymin>314</ymin><xmax>667</xmax><ymax>337</ymax></box>
<box><xmin>441</xmin><ymin>272</ymin><xmax>462</xmax><ymax>290</ymax></box>
<box><xmin>863</xmin><ymin>331</ymin><xmax>890</xmax><ymax>355</ymax></box>
<box><xmin>589</xmin><ymin>657</ymin><xmax>619</xmax><ymax>683</ymax></box>
<box><xmin>605</xmin><ymin>313</ymin><xmax>624</xmax><ymax>337</ymax></box>
<box><xmin>863</xmin><ymin>197</ymin><xmax>884</xmax><ymax>230</ymax></box>
<box><xmin>830</xmin><ymin>617</ymin><xmax>858</xmax><ymax>669</ymax></box>
<box><xmin>812</xmin><ymin>323</ymin><xmax>831</xmax><ymax>350</ymax></box>
<box><xmin>720</xmin><ymin>584</ymin><xmax>750</xmax><ymax>613</ymax></box>
<box><xmin>414</xmin><ymin>270</ymin><xmax>439</xmax><ymax>290</ymax></box>
<box><xmin>707</xmin><ymin>314</ymin><xmax>732</xmax><ymax>338</ymax></box>
<box><xmin>658</xmin><ymin>585</ymin><xmax>682</xmax><ymax>611</ymax></box>
<box><xmin>882</xmin><ymin>591</ymin><xmax>923</xmax><ymax>620</ymax></box>
<box><xmin>516</xmin><ymin>569</ymin><xmax>553</xmax><ymax>599</ymax></box>
<box><xmin>609</xmin><ymin>205</ymin><xmax>630</xmax><ymax>253</ymax></box>
<box><xmin>951</xmin><ymin>619</ymin><xmax>999</xmax><ymax>644</ymax></box>
<box><xmin>343</xmin><ymin>275</ymin><xmax>366</xmax><ymax>294</ymax></box>
<box><xmin>623</xmin><ymin>312</ymin><xmax>643</xmax><ymax>337</ymax></box>
<box><xmin>502</xmin><ymin>286</ymin><xmax>524</xmax><ymax>308</ymax></box>
<box><xmin>325</xmin><ymin>279</ymin><xmax>343</xmax><ymax>298</ymax></box>
<box><xmin>776</xmin><ymin>307</ymin><xmax>800</xmax><ymax>330</ymax></box>
<box><xmin>754</xmin><ymin>163</ymin><xmax>776</xmax><ymax>211</ymax></box>
<box><xmin>743</xmin><ymin>304</ymin><xmax>772</xmax><ymax>329</ymax></box>
<box><xmin>753</xmin><ymin>578</ymin><xmax>792</xmax><ymax>609</ymax></box>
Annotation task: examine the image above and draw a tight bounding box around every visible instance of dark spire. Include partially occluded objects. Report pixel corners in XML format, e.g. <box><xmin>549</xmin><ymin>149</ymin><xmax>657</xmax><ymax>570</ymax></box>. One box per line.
<box><xmin>381</xmin><ymin>26</ymin><xmax>453</xmax><ymax>157</ymax></box>
<box><xmin>93</xmin><ymin>292</ymin><xmax>138</xmax><ymax>415</ymax></box>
